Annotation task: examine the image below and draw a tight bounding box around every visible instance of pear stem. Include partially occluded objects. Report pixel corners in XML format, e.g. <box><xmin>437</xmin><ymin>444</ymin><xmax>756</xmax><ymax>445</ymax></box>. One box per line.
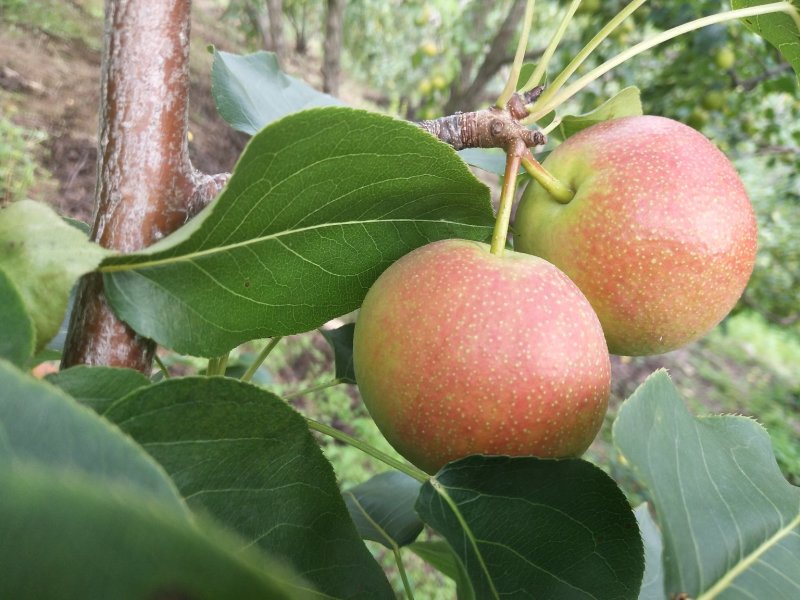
<box><xmin>496</xmin><ymin>0</ymin><xmax>537</xmax><ymax>108</ymax></box>
<box><xmin>525</xmin><ymin>1</ymin><xmax>798</xmax><ymax>122</ymax></box>
<box><xmin>490</xmin><ymin>141</ymin><xmax>526</xmax><ymax>256</ymax></box>
<box><xmin>520</xmin><ymin>151</ymin><xmax>574</xmax><ymax>204</ymax></box>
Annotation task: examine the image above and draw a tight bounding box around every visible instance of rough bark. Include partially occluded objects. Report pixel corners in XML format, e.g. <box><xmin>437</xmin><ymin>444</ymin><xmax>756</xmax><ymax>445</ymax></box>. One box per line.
<box><xmin>62</xmin><ymin>0</ymin><xmax>225</xmax><ymax>372</ymax></box>
<box><xmin>323</xmin><ymin>0</ymin><xmax>346</xmax><ymax>96</ymax></box>
<box><xmin>445</xmin><ymin>0</ymin><xmax>527</xmax><ymax>114</ymax></box>
<box><xmin>418</xmin><ymin>88</ymin><xmax>546</xmax><ymax>151</ymax></box>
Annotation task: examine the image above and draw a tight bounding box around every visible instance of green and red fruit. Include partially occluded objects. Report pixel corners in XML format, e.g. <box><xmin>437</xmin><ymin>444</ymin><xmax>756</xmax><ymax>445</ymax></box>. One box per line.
<box><xmin>353</xmin><ymin>239</ymin><xmax>611</xmax><ymax>474</ymax></box>
<box><xmin>514</xmin><ymin>115</ymin><xmax>757</xmax><ymax>356</ymax></box>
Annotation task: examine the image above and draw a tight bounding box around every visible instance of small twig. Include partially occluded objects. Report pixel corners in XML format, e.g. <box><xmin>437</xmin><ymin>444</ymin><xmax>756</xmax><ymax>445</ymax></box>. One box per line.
<box><xmin>731</xmin><ymin>62</ymin><xmax>793</xmax><ymax>91</ymax></box>
<box><xmin>417</xmin><ymin>91</ymin><xmax>546</xmax><ymax>151</ymax></box>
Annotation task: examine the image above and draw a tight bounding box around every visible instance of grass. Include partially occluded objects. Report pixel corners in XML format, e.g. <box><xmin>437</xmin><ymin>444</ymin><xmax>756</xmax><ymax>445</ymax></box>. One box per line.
<box><xmin>0</xmin><ymin>116</ymin><xmax>49</xmax><ymax>204</ymax></box>
<box><xmin>0</xmin><ymin>0</ymin><xmax>104</xmax><ymax>50</ymax></box>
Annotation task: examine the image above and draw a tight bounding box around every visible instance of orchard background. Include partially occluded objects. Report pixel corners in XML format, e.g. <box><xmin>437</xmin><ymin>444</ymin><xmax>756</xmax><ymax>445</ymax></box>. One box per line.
<box><xmin>0</xmin><ymin>1</ymin><xmax>798</xmax><ymax>599</ymax></box>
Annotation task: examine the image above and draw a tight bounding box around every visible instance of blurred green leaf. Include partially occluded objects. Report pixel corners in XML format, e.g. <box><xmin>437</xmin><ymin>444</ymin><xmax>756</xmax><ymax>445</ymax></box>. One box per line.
<box><xmin>212</xmin><ymin>49</ymin><xmax>342</xmax><ymax>134</ymax></box>
<box><xmin>343</xmin><ymin>471</ymin><xmax>424</xmax><ymax>548</ymax></box>
<box><xmin>321</xmin><ymin>323</ymin><xmax>357</xmax><ymax>384</ymax></box>
<box><xmin>0</xmin><ymin>359</ymin><xmax>183</xmax><ymax>510</ymax></box>
<box><xmin>732</xmin><ymin>1</ymin><xmax>800</xmax><ymax>85</ymax></box>
<box><xmin>46</xmin><ymin>365</ymin><xmax>151</xmax><ymax>413</ymax></box>
<box><xmin>614</xmin><ymin>370</ymin><xmax>800</xmax><ymax>599</ymax></box>
<box><xmin>416</xmin><ymin>455</ymin><xmax>644</xmax><ymax>599</ymax></box>
<box><xmin>0</xmin><ymin>464</ymin><xmax>313</xmax><ymax>600</ymax></box>
<box><xmin>408</xmin><ymin>540</ymin><xmax>476</xmax><ymax>600</ymax></box>
<box><xmin>103</xmin><ymin>107</ymin><xmax>494</xmax><ymax>356</ymax></box>
<box><xmin>0</xmin><ymin>200</ymin><xmax>109</xmax><ymax>351</ymax></box>
<box><xmin>553</xmin><ymin>86</ymin><xmax>643</xmax><ymax>141</ymax></box>
<box><xmin>0</xmin><ymin>268</ymin><xmax>34</xmax><ymax>366</ymax></box>
<box><xmin>635</xmin><ymin>504</ymin><xmax>665</xmax><ymax>600</ymax></box>
<box><xmin>101</xmin><ymin>376</ymin><xmax>394</xmax><ymax>599</ymax></box>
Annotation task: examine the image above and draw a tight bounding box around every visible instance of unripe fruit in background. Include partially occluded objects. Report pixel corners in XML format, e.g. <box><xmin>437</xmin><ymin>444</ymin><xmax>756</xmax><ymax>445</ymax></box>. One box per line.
<box><xmin>353</xmin><ymin>240</ymin><xmax>611</xmax><ymax>474</ymax></box>
<box><xmin>515</xmin><ymin>115</ymin><xmax>757</xmax><ymax>356</ymax></box>
<box><xmin>715</xmin><ymin>46</ymin><xmax>736</xmax><ymax>70</ymax></box>
<box><xmin>702</xmin><ymin>90</ymin><xmax>726</xmax><ymax>111</ymax></box>
<box><xmin>420</xmin><ymin>41</ymin><xmax>438</xmax><ymax>57</ymax></box>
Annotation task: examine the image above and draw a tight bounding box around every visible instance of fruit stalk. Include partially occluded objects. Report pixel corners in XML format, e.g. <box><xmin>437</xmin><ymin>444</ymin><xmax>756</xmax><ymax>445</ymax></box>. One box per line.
<box><xmin>520</xmin><ymin>150</ymin><xmax>574</xmax><ymax>203</ymax></box>
<box><xmin>490</xmin><ymin>140</ymin><xmax>525</xmax><ymax>256</ymax></box>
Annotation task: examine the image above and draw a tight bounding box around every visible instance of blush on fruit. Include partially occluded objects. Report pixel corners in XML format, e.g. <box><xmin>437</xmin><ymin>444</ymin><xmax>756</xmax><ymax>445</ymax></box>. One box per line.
<box><xmin>514</xmin><ymin>115</ymin><xmax>757</xmax><ymax>356</ymax></box>
<box><xmin>353</xmin><ymin>239</ymin><xmax>611</xmax><ymax>474</ymax></box>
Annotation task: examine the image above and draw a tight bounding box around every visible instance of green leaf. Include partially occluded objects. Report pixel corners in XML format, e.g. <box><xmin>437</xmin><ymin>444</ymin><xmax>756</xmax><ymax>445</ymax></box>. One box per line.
<box><xmin>635</xmin><ymin>504</ymin><xmax>665</xmax><ymax>600</ymax></box>
<box><xmin>407</xmin><ymin>540</ymin><xmax>476</xmax><ymax>600</ymax></box>
<box><xmin>212</xmin><ymin>49</ymin><xmax>343</xmax><ymax>135</ymax></box>
<box><xmin>457</xmin><ymin>147</ymin><xmax>525</xmax><ymax>177</ymax></box>
<box><xmin>0</xmin><ymin>359</ymin><xmax>183</xmax><ymax>510</ymax></box>
<box><xmin>0</xmin><ymin>465</ymin><xmax>313</xmax><ymax>600</ymax></box>
<box><xmin>0</xmin><ymin>200</ymin><xmax>109</xmax><ymax>351</ymax></box>
<box><xmin>553</xmin><ymin>86</ymin><xmax>643</xmax><ymax>141</ymax></box>
<box><xmin>516</xmin><ymin>63</ymin><xmax>537</xmax><ymax>91</ymax></box>
<box><xmin>101</xmin><ymin>376</ymin><xmax>394</xmax><ymax>600</ymax></box>
<box><xmin>732</xmin><ymin>1</ymin><xmax>800</xmax><ymax>85</ymax></box>
<box><xmin>103</xmin><ymin>107</ymin><xmax>494</xmax><ymax>356</ymax></box>
<box><xmin>613</xmin><ymin>370</ymin><xmax>800</xmax><ymax>599</ymax></box>
<box><xmin>46</xmin><ymin>365</ymin><xmax>151</xmax><ymax>413</ymax></box>
<box><xmin>343</xmin><ymin>471</ymin><xmax>424</xmax><ymax>548</ymax></box>
<box><xmin>0</xmin><ymin>268</ymin><xmax>34</xmax><ymax>366</ymax></box>
<box><xmin>321</xmin><ymin>323</ymin><xmax>357</xmax><ymax>384</ymax></box>
<box><xmin>416</xmin><ymin>456</ymin><xmax>644</xmax><ymax>600</ymax></box>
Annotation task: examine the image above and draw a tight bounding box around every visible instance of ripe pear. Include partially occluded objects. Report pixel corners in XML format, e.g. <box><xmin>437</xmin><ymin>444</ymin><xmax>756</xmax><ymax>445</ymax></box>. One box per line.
<box><xmin>514</xmin><ymin>115</ymin><xmax>757</xmax><ymax>356</ymax></box>
<box><xmin>353</xmin><ymin>239</ymin><xmax>611</xmax><ymax>474</ymax></box>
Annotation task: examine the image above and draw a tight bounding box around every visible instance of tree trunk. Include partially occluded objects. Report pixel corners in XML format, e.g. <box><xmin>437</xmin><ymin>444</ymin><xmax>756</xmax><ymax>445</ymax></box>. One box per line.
<box><xmin>62</xmin><ymin>0</ymin><xmax>227</xmax><ymax>372</ymax></box>
<box><xmin>245</xmin><ymin>2</ymin><xmax>272</xmax><ymax>51</ymax></box>
<box><xmin>266</xmin><ymin>0</ymin><xmax>285</xmax><ymax>64</ymax></box>
<box><xmin>322</xmin><ymin>0</ymin><xmax>346</xmax><ymax>96</ymax></box>
<box><xmin>445</xmin><ymin>0</ymin><xmax>527</xmax><ymax>114</ymax></box>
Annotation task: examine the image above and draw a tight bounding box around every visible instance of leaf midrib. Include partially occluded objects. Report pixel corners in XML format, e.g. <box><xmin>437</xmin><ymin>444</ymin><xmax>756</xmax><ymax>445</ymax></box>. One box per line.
<box><xmin>100</xmin><ymin>217</ymin><xmax>490</xmax><ymax>273</ymax></box>
<box><xmin>697</xmin><ymin>509</ymin><xmax>800</xmax><ymax>599</ymax></box>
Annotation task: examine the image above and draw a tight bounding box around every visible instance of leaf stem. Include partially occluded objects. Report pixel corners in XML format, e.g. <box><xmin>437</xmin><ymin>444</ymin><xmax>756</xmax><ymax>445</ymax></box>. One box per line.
<box><xmin>496</xmin><ymin>0</ymin><xmax>536</xmax><ymax>108</ymax></box>
<box><xmin>521</xmin><ymin>0</ymin><xmax>581</xmax><ymax>92</ymax></box>
<box><xmin>520</xmin><ymin>150</ymin><xmax>574</xmax><ymax>204</ymax></box>
<box><xmin>393</xmin><ymin>547</ymin><xmax>415</xmax><ymax>600</ymax></box>
<box><xmin>241</xmin><ymin>336</ymin><xmax>282</xmax><ymax>383</ymax></box>
<box><xmin>153</xmin><ymin>353</ymin><xmax>171</xmax><ymax>379</ymax></box>
<box><xmin>530</xmin><ymin>0</ymin><xmax>647</xmax><ymax>113</ymax></box>
<box><xmin>525</xmin><ymin>1</ymin><xmax>798</xmax><ymax>122</ymax></box>
<box><xmin>206</xmin><ymin>353</ymin><xmax>229</xmax><ymax>376</ymax></box>
<box><xmin>490</xmin><ymin>141</ymin><xmax>525</xmax><ymax>256</ymax></box>
<box><xmin>284</xmin><ymin>379</ymin><xmax>342</xmax><ymax>399</ymax></box>
<box><xmin>304</xmin><ymin>417</ymin><xmax>429</xmax><ymax>483</ymax></box>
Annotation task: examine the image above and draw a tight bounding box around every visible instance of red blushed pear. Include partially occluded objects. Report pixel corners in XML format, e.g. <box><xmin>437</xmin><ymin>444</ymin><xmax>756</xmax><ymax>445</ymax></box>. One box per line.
<box><xmin>515</xmin><ymin>115</ymin><xmax>757</xmax><ymax>356</ymax></box>
<box><xmin>353</xmin><ymin>239</ymin><xmax>611</xmax><ymax>475</ymax></box>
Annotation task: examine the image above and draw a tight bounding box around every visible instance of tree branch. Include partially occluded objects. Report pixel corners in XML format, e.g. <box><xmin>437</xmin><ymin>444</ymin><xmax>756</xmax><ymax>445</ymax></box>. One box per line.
<box><xmin>445</xmin><ymin>0</ymin><xmax>528</xmax><ymax>114</ymax></box>
<box><xmin>61</xmin><ymin>0</ymin><xmax>226</xmax><ymax>372</ymax></box>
